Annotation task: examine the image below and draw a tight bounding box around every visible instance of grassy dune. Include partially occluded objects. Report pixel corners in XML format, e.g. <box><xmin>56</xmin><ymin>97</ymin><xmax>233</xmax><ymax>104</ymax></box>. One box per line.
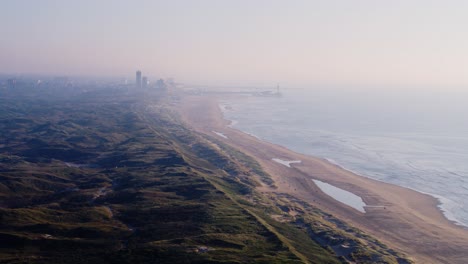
<box><xmin>0</xmin><ymin>88</ymin><xmax>410</xmax><ymax>263</ymax></box>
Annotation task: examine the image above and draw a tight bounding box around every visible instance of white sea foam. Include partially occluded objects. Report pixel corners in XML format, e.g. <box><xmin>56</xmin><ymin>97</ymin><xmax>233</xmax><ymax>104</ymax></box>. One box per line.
<box><xmin>218</xmin><ymin>102</ymin><xmax>230</xmax><ymax>113</ymax></box>
<box><xmin>423</xmin><ymin>193</ymin><xmax>464</xmax><ymax>227</ymax></box>
<box><xmin>313</xmin><ymin>180</ymin><xmax>366</xmax><ymax>213</ymax></box>
<box><xmin>272</xmin><ymin>158</ymin><xmax>301</xmax><ymax>168</ymax></box>
<box><xmin>228</xmin><ymin>120</ymin><xmax>239</xmax><ymax>127</ymax></box>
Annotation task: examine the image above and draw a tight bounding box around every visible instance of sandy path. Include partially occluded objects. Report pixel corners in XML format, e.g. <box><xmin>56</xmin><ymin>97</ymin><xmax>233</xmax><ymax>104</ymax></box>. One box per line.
<box><xmin>176</xmin><ymin>95</ymin><xmax>468</xmax><ymax>264</ymax></box>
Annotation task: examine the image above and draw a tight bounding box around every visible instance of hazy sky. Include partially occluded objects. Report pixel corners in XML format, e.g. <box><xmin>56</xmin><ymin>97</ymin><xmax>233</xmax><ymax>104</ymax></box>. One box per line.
<box><xmin>2</xmin><ymin>0</ymin><xmax>468</xmax><ymax>87</ymax></box>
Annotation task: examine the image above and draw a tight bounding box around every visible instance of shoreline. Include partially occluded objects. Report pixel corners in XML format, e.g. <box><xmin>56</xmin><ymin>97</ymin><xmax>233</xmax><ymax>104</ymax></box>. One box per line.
<box><xmin>325</xmin><ymin>157</ymin><xmax>466</xmax><ymax>228</ymax></box>
<box><xmin>222</xmin><ymin>108</ymin><xmax>467</xmax><ymax>229</ymax></box>
<box><xmin>320</xmin><ymin>156</ymin><xmax>465</xmax><ymax>228</ymax></box>
<box><xmin>176</xmin><ymin>94</ymin><xmax>468</xmax><ymax>263</ymax></box>
<box><xmin>228</xmin><ymin>125</ymin><xmax>466</xmax><ymax>227</ymax></box>
<box><xmin>219</xmin><ymin>97</ymin><xmax>464</xmax><ymax>227</ymax></box>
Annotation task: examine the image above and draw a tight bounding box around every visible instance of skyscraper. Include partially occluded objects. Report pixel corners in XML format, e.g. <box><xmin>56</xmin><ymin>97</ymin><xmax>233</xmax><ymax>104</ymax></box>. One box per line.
<box><xmin>136</xmin><ymin>70</ymin><xmax>142</xmax><ymax>89</ymax></box>
<box><xmin>142</xmin><ymin>76</ymin><xmax>148</xmax><ymax>89</ymax></box>
<box><xmin>7</xmin><ymin>79</ymin><xmax>16</xmax><ymax>89</ymax></box>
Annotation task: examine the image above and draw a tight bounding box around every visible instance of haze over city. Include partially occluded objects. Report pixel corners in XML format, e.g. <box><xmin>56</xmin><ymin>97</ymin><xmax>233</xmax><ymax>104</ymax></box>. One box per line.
<box><xmin>3</xmin><ymin>1</ymin><xmax>468</xmax><ymax>263</ymax></box>
<box><xmin>2</xmin><ymin>0</ymin><xmax>468</xmax><ymax>88</ymax></box>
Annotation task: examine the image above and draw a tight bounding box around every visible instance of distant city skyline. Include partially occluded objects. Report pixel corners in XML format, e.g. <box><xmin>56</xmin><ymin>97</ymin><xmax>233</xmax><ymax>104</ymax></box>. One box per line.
<box><xmin>2</xmin><ymin>1</ymin><xmax>468</xmax><ymax>88</ymax></box>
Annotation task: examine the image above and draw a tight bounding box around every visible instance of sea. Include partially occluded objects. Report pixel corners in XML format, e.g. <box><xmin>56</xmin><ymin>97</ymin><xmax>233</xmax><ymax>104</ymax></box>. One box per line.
<box><xmin>218</xmin><ymin>86</ymin><xmax>468</xmax><ymax>227</ymax></box>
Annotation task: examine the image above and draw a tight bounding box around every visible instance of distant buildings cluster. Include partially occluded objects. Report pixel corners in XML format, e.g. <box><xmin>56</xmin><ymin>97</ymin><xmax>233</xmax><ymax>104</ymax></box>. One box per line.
<box><xmin>2</xmin><ymin>76</ymin><xmax>73</xmax><ymax>90</ymax></box>
<box><xmin>0</xmin><ymin>71</ymin><xmax>176</xmax><ymax>93</ymax></box>
<box><xmin>135</xmin><ymin>70</ymin><xmax>168</xmax><ymax>90</ymax></box>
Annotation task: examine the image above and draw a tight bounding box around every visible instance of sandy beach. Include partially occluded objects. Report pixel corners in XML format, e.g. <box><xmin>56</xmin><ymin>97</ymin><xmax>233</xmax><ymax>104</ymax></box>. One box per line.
<box><xmin>176</xmin><ymin>95</ymin><xmax>468</xmax><ymax>264</ymax></box>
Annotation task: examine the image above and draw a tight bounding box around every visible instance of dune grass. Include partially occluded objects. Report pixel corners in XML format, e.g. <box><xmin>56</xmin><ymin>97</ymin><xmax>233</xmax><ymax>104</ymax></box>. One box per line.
<box><xmin>0</xmin><ymin>88</ymin><xmax>411</xmax><ymax>263</ymax></box>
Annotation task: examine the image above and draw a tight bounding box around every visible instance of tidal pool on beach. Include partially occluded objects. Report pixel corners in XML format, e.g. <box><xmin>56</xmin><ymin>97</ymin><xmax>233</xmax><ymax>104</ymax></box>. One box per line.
<box><xmin>313</xmin><ymin>179</ymin><xmax>367</xmax><ymax>213</ymax></box>
<box><xmin>272</xmin><ymin>158</ymin><xmax>302</xmax><ymax>168</ymax></box>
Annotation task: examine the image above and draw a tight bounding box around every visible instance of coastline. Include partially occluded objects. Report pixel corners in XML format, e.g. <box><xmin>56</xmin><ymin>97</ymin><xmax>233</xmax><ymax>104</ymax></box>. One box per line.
<box><xmin>218</xmin><ymin>96</ymin><xmax>467</xmax><ymax>228</ymax></box>
<box><xmin>176</xmin><ymin>94</ymin><xmax>468</xmax><ymax>264</ymax></box>
<box><xmin>320</xmin><ymin>157</ymin><xmax>465</xmax><ymax>228</ymax></box>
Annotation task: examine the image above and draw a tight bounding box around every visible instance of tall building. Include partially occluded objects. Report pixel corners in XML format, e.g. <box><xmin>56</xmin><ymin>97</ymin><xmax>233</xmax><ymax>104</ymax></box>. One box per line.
<box><xmin>7</xmin><ymin>79</ymin><xmax>16</xmax><ymax>89</ymax></box>
<box><xmin>136</xmin><ymin>70</ymin><xmax>142</xmax><ymax>89</ymax></box>
<box><xmin>142</xmin><ymin>76</ymin><xmax>148</xmax><ymax>89</ymax></box>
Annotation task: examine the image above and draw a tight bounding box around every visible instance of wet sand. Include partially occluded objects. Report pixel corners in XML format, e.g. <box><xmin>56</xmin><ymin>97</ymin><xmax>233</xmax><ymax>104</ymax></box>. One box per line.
<box><xmin>176</xmin><ymin>95</ymin><xmax>468</xmax><ymax>264</ymax></box>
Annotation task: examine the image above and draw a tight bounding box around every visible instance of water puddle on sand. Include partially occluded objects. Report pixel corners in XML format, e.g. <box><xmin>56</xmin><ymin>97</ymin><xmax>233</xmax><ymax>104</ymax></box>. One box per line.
<box><xmin>313</xmin><ymin>180</ymin><xmax>366</xmax><ymax>213</ymax></box>
<box><xmin>272</xmin><ymin>158</ymin><xmax>302</xmax><ymax>168</ymax></box>
<box><xmin>212</xmin><ymin>131</ymin><xmax>228</xmax><ymax>139</ymax></box>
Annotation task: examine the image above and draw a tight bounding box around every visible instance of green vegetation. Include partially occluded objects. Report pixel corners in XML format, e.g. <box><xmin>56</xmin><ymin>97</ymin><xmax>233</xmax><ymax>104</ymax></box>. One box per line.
<box><xmin>0</xmin><ymin>87</ymin><xmax>411</xmax><ymax>263</ymax></box>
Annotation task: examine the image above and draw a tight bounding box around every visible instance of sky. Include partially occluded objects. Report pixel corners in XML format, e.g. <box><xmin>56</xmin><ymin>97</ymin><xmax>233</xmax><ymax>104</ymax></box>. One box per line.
<box><xmin>2</xmin><ymin>0</ymin><xmax>468</xmax><ymax>88</ymax></box>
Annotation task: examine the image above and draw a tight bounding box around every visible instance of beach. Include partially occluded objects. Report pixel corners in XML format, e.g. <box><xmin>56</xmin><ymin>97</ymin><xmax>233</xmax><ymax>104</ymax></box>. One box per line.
<box><xmin>176</xmin><ymin>95</ymin><xmax>468</xmax><ymax>263</ymax></box>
